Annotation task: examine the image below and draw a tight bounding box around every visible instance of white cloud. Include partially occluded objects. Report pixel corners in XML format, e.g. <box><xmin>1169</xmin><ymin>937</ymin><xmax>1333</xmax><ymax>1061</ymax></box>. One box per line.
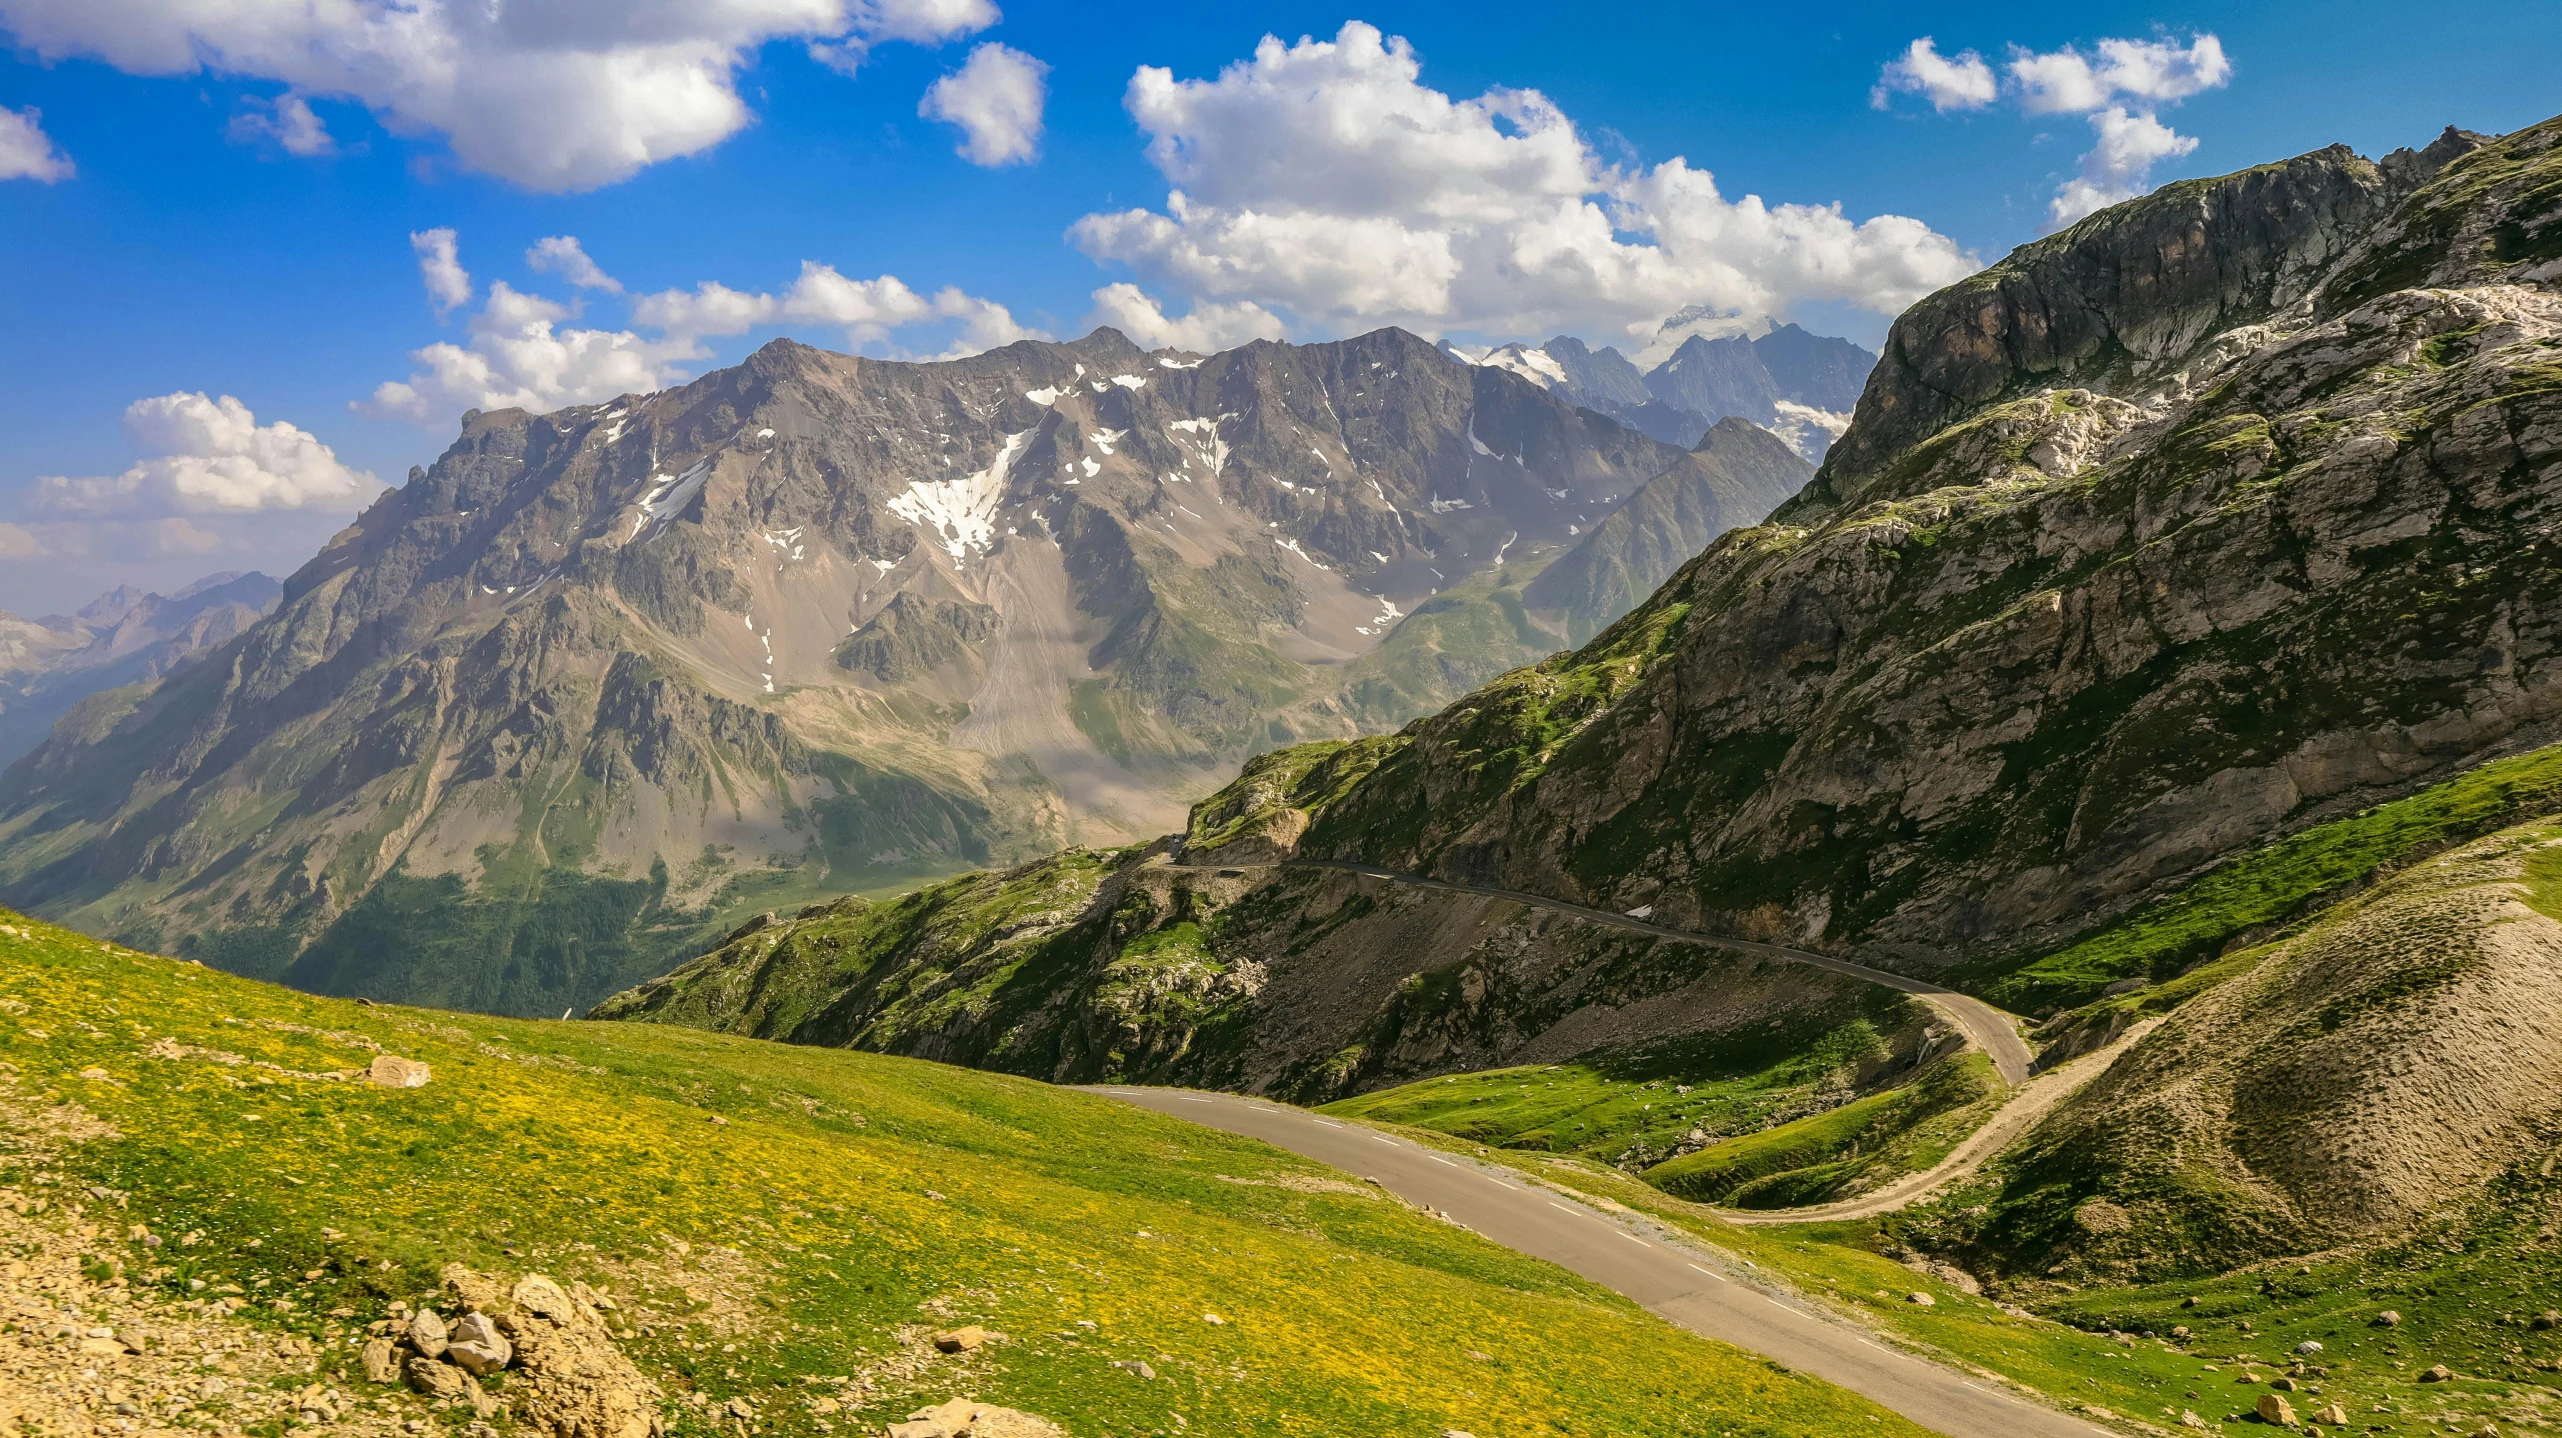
<box><xmin>364</xmin><ymin>231</ymin><xmax>1043</xmax><ymax>427</ymax></box>
<box><xmin>919</xmin><ymin>40</ymin><xmax>1047</xmax><ymax>166</ymax></box>
<box><xmin>230</xmin><ymin>92</ymin><xmax>333</xmax><ymax>155</ymax></box>
<box><xmin>0</xmin><ymin>104</ymin><xmax>72</xmax><ymax>181</ymax></box>
<box><xmin>0</xmin><ymin>0</ymin><xmax>1001</xmax><ymax>191</ymax></box>
<box><xmin>364</xmin><ymin>281</ymin><xmax>691</xmax><ymax>425</ymax></box>
<box><xmin>1884</xmin><ymin>31</ymin><xmax>2230</xmax><ymax>232</ymax></box>
<box><xmin>633</xmin><ymin>261</ymin><xmax>1043</xmax><ymax>355</ymax></box>
<box><xmin>1069</xmin><ymin>23</ymin><xmax>1974</xmax><ymax>343</ymax></box>
<box><xmin>810</xmin><ymin>0</ymin><xmax>999</xmax><ymax>72</ymax></box>
<box><xmin>2008</xmin><ymin>34</ymin><xmax>2231</xmax><ymax>114</ymax></box>
<box><xmin>0</xmin><ymin>522</ymin><xmax>40</xmax><ymax>558</ymax></box>
<box><xmin>1872</xmin><ymin>39</ymin><xmax>1996</xmax><ymax>112</ymax></box>
<box><xmin>36</xmin><ymin>393</ymin><xmax>380</xmax><ymax>516</ymax></box>
<box><xmin>2050</xmin><ymin>106</ymin><xmax>2199</xmax><ymax>226</ymax></box>
<box><xmin>527</xmin><ymin>235</ymin><xmax>623</xmax><ymax>293</ymax></box>
<box><xmin>1088</xmin><ymin>283</ymin><xmax>1286</xmax><ymax>352</ymax></box>
<box><xmin>413</xmin><ymin>228</ymin><xmax>472</xmax><ymax>315</ymax></box>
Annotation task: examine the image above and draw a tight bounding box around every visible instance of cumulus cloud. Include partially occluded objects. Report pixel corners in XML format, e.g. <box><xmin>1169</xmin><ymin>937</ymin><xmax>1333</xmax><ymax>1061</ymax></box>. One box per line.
<box><xmin>1069</xmin><ymin>22</ymin><xmax>1974</xmax><ymax>343</ymax></box>
<box><xmin>362</xmin><ymin>231</ymin><xmax>1043</xmax><ymax>427</ymax></box>
<box><xmin>363</xmin><ymin>281</ymin><xmax>691</xmax><ymax>425</ymax></box>
<box><xmin>0</xmin><ymin>522</ymin><xmax>40</xmax><ymax>558</ymax></box>
<box><xmin>2008</xmin><ymin>34</ymin><xmax>2231</xmax><ymax>114</ymax></box>
<box><xmin>36</xmin><ymin>393</ymin><xmax>380</xmax><ymax>517</ymax></box>
<box><xmin>230</xmin><ymin>92</ymin><xmax>333</xmax><ymax>155</ymax></box>
<box><xmin>1088</xmin><ymin>283</ymin><xmax>1287</xmax><ymax>352</ymax></box>
<box><xmin>919</xmin><ymin>41</ymin><xmax>1047</xmax><ymax>166</ymax></box>
<box><xmin>0</xmin><ymin>104</ymin><xmax>72</xmax><ymax>181</ymax></box>
<box><xmin>413</xmin><ymin>228</ymin><xmax>472</xmax><ymax>315</ymax></box>
<box><xmin>0</xmin><ymin>0</ymin><xmax>1002</xmax><ymax>191</ymax></box>
<box><xmin>809</xmin><ymin>0</ymin><xmax>999</xmax><ymax>72</ymax></box>
<box><xmin>527</xmin><ymin>235</ymin><xmax>622</xmax><ymax>293</ymax></box>
<box><xmin>635</xmin><ymin>261</ymin><xmax>1044</xmax><ymax>355</ymax></box>
<box><xmin>1879</xmin><ymin>31</ymin><xmax>2230</xmax><ymax>230</ymax></box>
<box><xmin>2051</xmin><ymin>106</ymin><xmax>2199</xmax><ymax>227</ymax></box>
<box><xmin>1872</xmin><ymin>39</ymin><xmax>1996</xmax><ymax>112</ymax></box>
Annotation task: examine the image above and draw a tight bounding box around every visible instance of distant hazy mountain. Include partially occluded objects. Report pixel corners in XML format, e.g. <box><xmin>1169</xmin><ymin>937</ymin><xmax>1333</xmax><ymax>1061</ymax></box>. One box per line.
<box><xmin>0</xmin><ymin>571</ymin><xmax>281</xmax><ymax>765</ymax></box>
<box><xmin>1464</xmin><ymin>320</ymin><xmax>1876</xmax><ymax>461</ymax></box>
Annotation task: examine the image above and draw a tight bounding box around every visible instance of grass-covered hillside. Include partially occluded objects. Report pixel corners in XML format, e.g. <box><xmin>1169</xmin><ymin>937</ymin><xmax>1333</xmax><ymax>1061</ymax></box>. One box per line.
<box><xmin>1321</xmin><ymin>990</ymin><xmax>2003</xmax><ymax>1209</ymax></box>
<box><xmin>0</xmin><ymin>905</ymin><xmax>1934</xmax><ymax>1438</ymax></box>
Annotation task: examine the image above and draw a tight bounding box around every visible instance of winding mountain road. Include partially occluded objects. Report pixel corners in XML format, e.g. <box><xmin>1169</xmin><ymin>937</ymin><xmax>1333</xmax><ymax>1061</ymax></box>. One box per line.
<box><xmin>1281</xmin><ymin>859</ymin><xmax>2037</xmax><ymax>1084</ymax></box>
<box><xmin>1094</xmin><ymin>1086</ymin><xmax>2107</xmax><ymax>1438</ymax></box>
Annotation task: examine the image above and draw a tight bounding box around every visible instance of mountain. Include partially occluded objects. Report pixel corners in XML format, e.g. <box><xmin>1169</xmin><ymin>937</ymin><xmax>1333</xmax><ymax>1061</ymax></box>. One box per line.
<box><xmin>1522</xmin><ymin>418</ymin><xmax>1812</xmax><ymax>644</ymax></box>
<box><xmin>602</xmin><ymin>110</ymin><xmax>2562</xmax><ymax>1250</ymax></box>
<box><xmin>1468</xmin><ymin>322</ymin><xmax>1877</xmax><ymax>461</ymax></box>
<box><xmin>0</xmin><ymin>571</ymin><xmax>280</xmax><ymax>765</ymax></box>
<box><xmin>0</xmin><ymin>326</ymin><xmax>1814</xmax><ymax>1017</ymax></box>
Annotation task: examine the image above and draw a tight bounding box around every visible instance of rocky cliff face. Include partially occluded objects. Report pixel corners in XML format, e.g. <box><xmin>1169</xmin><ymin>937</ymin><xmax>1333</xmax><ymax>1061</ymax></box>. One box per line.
<box><xmin>1242</xmin><ymin>118</ymin><xmax>2561</xmax><ymax>980</ymax></box>
<box><xmin>0</xmin><ymin>326</ymin><xmax>1768</xmax><ymax>1015</ymax></box>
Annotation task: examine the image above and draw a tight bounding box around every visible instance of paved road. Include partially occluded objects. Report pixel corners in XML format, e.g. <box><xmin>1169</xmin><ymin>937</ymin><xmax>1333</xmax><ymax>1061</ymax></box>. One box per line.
<box><xmin>1095</xmin><ymin>1086</ymin><xmax>2106</xmax><ymax>1438</ymax></box>
<box><xmin>1283</xmin><ymin>860</ymin><xmax>2037</xmax><ymax>1084</ymax></box>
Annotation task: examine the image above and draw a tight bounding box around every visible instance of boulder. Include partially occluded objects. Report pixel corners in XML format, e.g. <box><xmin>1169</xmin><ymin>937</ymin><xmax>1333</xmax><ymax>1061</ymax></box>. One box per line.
<box><xmin>884</xmin><ymin>1397</ymin><xmax>1065</xmax><ymax>1438</ymax></box>
<box><xmin>362</xmin><ymin>1338</ymin><xmax>400</xmax><ymax>1384</ymax></box>
<box><xmin>1906</xmin><ymin>1292</ymin><xmax>1935</xmax><ymax>1307</ymax></box>
<box><xmin>404</xmin><ymin>1355</ymin><xmax>475</xmax><ymax>1403</ymax></box>
<box><xmin>2536</xmin><ymin>1311</ymin><xmax>2561</xmax><ymax>1331</ymax></box>
<box><xmin>2375</xmin><ymin>1310</ymin><xmax>2402</xmax><ymax>1327</ymax></box>
<box><xmin>2314</xmin><ymin>1403</ymin><xmax>2350</xmax><ymax>1425</ymax></box>
<box><xmin>370</xmin><ymin>1055</ymin><xmax>432</xmax><ymax>1089</ymax></box>
<box><xmin>933</xmin><ymin>1326</ymin><xmax>990</xmax><ymax>1354</ymax></box>
<box><xmin>2256</xmin><ymin>1393</ymin><xmax>2298</xmax><ymax>1426</ymax></box>
<box><xmin>407</xmin><ymin>1309</ymin><xmax>450</xmax><ymax>1359</ymax></box>
<box><xmin>2420</xmin><ymin>1363</ymin><xmax>2453</xmax><ymax>1382</ymax></box>
<box><xmin>447</xmin><ymin>1312</ymin><xmax>514</xmax><ymax>1375</ymax></box>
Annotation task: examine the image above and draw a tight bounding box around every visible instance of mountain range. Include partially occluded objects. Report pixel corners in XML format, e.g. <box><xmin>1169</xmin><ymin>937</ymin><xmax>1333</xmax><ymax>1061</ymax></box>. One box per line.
<box><xmin>1470</xmin><ymin>319</ymin><xmax>1877</xmax><ymax>461</ymax></box>
<box><xmin>0</xmin><ymin>571</ymin><xmax>280</xmax><ymax>765</ymax></box>
<box><xmin>0</xmin><ymin>325</ymin><xmax>1807</xmax><ymax>1015</ymax></box>
<box><xmin>601</xmin><ymin>112</ymin><xmax>2562</xmax><ymax>1295</ymax></box>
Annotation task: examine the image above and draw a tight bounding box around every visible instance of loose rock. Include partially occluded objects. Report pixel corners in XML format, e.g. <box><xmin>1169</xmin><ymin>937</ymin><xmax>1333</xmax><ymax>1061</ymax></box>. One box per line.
<box><xmin>447</xmin><ymin>1311</ymin><xmax>514</xmax><ymax>1376</ymax></box>
<box><xmin>1906</xmin><ymin>1292</ymin><xmax>1934</xmax><ymax>1307</ymax></box>
<box><xmin>2314</xmin><ymin>1403</ymin><xmax>2350</xmax><ymax>1425</ymax></box>
<box><xmin>2375</xmin><ymin>1310</ymin><xmax>2402</xmax><ymax>1327</ymax></box>
<box><xmin>440</xmin><ymin>1265</ymin><xmax>663</xmax><ymax>1438</ymax></box>
<box><xmin>2256</xmin><ymin>1393</ymin><xmax>2297</xmax><ymax>1426</ymax></box>
<box><xmin>363</xmin><ymin>1337</ymin><xmax>401</xmax><ymax>1384</ymax></box>
<box><xmin>933</xmin><ymin>1326</ymin><xmax>989</xmax><ymax>1354</ymax></box>
<box><xmin>407</xmin><ymin>1308</ymin><xmax>451</xmax><ymax>1358</ymax></box>
<box><xmin>370</xmin><ymin>1054</ymin><xmax>432</xmax><ymax>1088</ymax></box>
<box><xmin>2419</xmin><ymin>1363</ymin><xmax>2453</xmax><ymax>1382</ymax></box>
<box><xmin>404</xmin><ymin>1355</ymin><xmax>476</xmax><ymax>1403</ymax></box>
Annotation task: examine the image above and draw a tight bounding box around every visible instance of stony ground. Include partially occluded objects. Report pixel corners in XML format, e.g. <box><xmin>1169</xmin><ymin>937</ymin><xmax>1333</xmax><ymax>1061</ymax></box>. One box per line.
<box><xmin>0</xmin><ymin>1063</ymin><xmax>432</xmax><ymax>1438</ymax></box>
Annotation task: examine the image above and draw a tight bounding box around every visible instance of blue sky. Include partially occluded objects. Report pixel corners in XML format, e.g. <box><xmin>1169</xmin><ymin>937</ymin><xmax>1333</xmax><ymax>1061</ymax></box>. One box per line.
<box><xmin>0</xmin><ymin>0</ymin><xmax>2556</xmax><ymax>614</ymax></box>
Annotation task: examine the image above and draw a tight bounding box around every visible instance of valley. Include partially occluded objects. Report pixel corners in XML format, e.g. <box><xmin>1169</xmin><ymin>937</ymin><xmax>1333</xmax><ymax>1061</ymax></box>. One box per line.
<box><xmin>6</xmin><ymin>69</ymin><xmax>2562</xmax><ymax>1438</ymax></box>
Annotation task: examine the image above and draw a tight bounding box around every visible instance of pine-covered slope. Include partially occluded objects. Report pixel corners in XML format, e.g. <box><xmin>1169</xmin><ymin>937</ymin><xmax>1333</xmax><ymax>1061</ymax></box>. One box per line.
<box><xmin>0</xmin><ymin>327</ymin><xmax>1725</xmax><ymax>1015</ymax></box>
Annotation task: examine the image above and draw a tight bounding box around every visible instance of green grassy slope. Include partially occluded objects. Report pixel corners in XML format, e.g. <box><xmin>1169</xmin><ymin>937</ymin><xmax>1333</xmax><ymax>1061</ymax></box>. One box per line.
<box><xmin>0</xmin><ymin>906</ymin><xmax>1932</xmax><ymax>1438</ymax></box>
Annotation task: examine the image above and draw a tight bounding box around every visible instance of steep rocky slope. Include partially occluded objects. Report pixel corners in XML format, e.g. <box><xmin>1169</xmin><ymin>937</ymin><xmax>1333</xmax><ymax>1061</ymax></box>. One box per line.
<box><xmin>0</xmin><ymin>572</ymin><xmax>280</xmax><ymax>764</ymax></box>
<box><xmin>0</xmin><ymin>328</ymin><xmax>1771</xmax><ymax>1015</ymax></box>
<box><xmin>1250</xmin><ymin>118</ymin><xmax>2562</xmax><ymax>980</ymax></box>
